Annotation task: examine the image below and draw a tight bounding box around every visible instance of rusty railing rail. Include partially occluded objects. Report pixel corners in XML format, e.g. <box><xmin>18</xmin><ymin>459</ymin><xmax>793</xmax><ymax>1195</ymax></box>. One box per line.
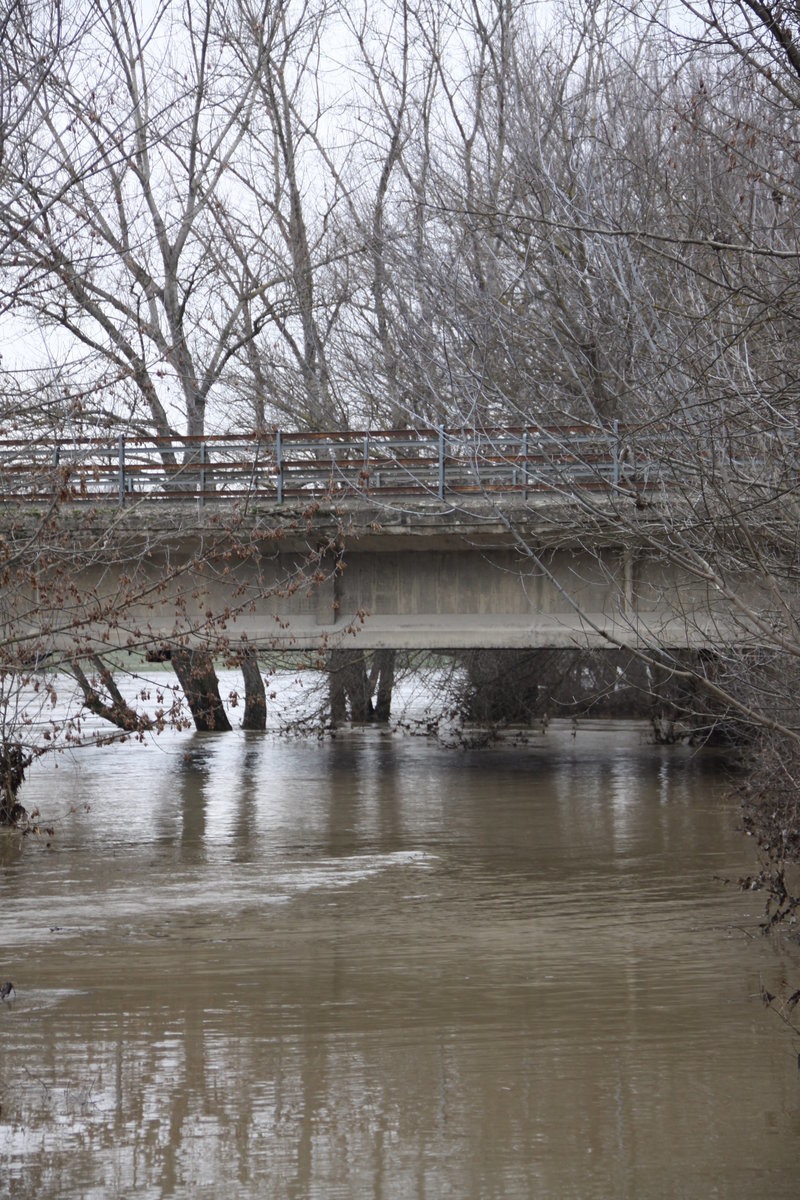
<box><xmin>0</xmin><ymin>424</ymin><xmax>631</xmax><ymax>505</ymax></box>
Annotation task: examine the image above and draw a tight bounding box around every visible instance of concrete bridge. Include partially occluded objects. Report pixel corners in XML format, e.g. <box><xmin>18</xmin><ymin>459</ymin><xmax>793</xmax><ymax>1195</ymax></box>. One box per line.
<box><xmin>2</xmin><ymin>429</ymin><xmax>759</xmax><ymax>654</ymax></box>
<box><xmin>41</xmin><ymin>495</ymin><xmax>749</xmax><ymax>655</ymax></box>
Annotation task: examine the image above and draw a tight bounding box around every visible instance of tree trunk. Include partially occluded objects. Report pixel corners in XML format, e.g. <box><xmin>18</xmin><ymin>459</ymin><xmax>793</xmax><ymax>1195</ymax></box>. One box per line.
<box><xmin>71</xmin><ymin>656</ymin><xmax>152</xmax><ymax>732</ymax></box>
<box><xmin>0</xmin><ymin>743</ymin><xmax>27</xmax><ymax>824</ymax></box>
<box><xmin>239</xmin><ymin>647</ymin><xmax>267</xmax><ymax>731</ymax></box>
<box><xmin>371</xmin><ymin>649</ymin><xmax>395</xmax><ymax>723</ymax></box>
<box><xmin>171</xmin><ymin>647</ymin><xmax>232</xmax><ymax>732</ymax></box>
<box><xmin>328</xmin><ymin>649</ymin><xmax>373</xmax><ymax>724</ymax></box>
<box><xmin>329</xmin><ymin>652</ymin><xmax>347</xmax><ymax>725</ymax></box>
<box><xmin>344</xmin><ymin>650</ymin><xmax>372</xmax><ymax>723</ymax></box>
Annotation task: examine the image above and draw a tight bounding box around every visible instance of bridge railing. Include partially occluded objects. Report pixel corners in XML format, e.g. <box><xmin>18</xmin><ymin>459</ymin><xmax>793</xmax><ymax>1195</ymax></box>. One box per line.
<box><xmin>0</xmin><ymin>424</ymin><xmax>632</xmax><ymax>505</ymax></box>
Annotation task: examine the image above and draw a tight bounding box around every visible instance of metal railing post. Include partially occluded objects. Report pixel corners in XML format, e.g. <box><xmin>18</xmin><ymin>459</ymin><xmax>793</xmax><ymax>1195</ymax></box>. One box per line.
<box><xmin>199</xmin><ymin>440</ymin><xmax>206</xmax><ymax>506</ymax></box>
<box><xmin>522</xmin><ymin>431</ymin><xmax>528</xmax><ymax>500</ymax></box>
<box><xmin>276</xmin><ymin>429</ymin><xmax>283</xmax><ymax>503</ymax></box>
<box><xmin>118</xmin><ymin>433</ymin><xmax>125</xmax><ymax>506</ymax></box>
<box><xmin>438</xmin><ymin>425</ymin><xmax>445</xmax><ymax>499</ymax></box>
<box><xmin>612</xmin><ymin>418</ymin><xmax>620</xmax><ymax>489</ymax></box>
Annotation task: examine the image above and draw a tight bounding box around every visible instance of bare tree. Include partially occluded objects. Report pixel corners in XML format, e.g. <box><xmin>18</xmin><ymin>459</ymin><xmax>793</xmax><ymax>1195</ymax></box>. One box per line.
<box><xmin>0</xmin><ymin>0</ymin><xmax>362</xmax><ymax>447</ymax></box>
<box><xmin>211</xmin><ymin>0</ymin><xmax>353</xmax><ymax>431</ymax></box>
<box><xmin>400</xmin><ymin>0</ymin><xmax>800</xmax><ymax>913</ymax></box>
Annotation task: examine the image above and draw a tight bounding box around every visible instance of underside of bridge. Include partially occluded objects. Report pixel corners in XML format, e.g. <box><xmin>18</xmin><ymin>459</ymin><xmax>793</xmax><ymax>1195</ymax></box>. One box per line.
<box><xmin>118</xmin><ymin>507</ymin><xmax>737</xmax><ymax>653</ymax></box>
<box><xmin>6</xmin><ymin>497</ymin><xmax>762</xmax><ymax>742</ymax></box>
<box><xmin>26</xmin><ymin>497</ymin><xmax>756</xmax><ymax>656</ymax></box>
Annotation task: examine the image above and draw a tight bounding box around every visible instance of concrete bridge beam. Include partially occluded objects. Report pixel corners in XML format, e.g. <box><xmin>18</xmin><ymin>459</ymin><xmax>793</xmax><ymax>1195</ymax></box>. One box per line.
<box><xmin>21</xmin><ymin>499</ymin><xmax>759</xmax><ymax>654</ymax></box>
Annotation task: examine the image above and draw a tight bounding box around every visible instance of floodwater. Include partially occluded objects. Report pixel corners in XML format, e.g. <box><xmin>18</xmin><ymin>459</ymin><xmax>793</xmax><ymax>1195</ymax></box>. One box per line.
<box><xmin>1</xmin><ymin>718</ymin><xmax>799</xmax><ymax>1198</ymax></box>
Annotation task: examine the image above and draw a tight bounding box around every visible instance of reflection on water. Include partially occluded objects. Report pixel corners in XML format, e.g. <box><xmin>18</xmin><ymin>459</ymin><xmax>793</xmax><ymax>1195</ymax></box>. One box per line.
<box><xmin>1</xmin><ymin>723</ymin><xmax>799</xmax><ymax>1198</ymax></box>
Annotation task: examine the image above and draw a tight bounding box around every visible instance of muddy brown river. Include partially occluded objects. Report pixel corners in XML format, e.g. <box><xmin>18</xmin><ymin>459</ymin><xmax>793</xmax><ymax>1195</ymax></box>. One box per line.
<box><xmin>1</xmin><ymin>720</ymin><xmax>799</xmax><ymax>1197</ymax></box>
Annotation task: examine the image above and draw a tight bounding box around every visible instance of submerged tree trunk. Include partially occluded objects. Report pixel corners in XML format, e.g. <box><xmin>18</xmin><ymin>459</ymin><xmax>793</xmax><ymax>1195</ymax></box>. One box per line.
<box><xmin>328</xmin><ymin>649</ymin><xmax>373</xmax><ymax>725</ymax></box>
<box><xmin>0</xmin><ymin>742</ymin><xmax>28</xmax><ymax>824</ymax></box>
<box><xmin>239</xmin><ymin>647</ymin><xmax>267</xmax><ymax>731</ymax></box>
<box><xmin>171</xmin><ymin>647</ymin><xmax>232</xmax><ymax>732</ymax></box>
<box><xmin>370</xmin><ymin>649</ymin><xmax>395</xmax><ymax>723</ymax></box>
<box><xmin>328</xmin><ymin>649</ymin><xmax>395</xmax><ymax>725</ymax></box>
<box><xmin>345</xmin><ymin>650</ymin><xmax>372</xmax><ymax>723</ymax></box>
<box><xmin>329</xmin><ymin>654</ymin><xmax>348</xmax><ymax>725</ymax></box>
<box><xmin>71</xmin><ymin>656</ymin><xmax>152</xmax><ymax>732</ymax></box>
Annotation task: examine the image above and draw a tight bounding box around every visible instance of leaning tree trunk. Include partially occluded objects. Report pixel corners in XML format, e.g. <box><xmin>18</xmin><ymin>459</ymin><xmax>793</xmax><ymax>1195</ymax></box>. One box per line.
<box><xmin>171</xmin><ymin>647</ymin><xmax>232</xmax><ymax>732</ymax></box>
<box><xmin>239</xmin><ymin>647</ymin><xmax>267</xmax><ymax>731</ymax></box>
<box><xmin>71</xmin><ymin>655</ymin><xmax>153</xmax><ymax>732</ymax></box>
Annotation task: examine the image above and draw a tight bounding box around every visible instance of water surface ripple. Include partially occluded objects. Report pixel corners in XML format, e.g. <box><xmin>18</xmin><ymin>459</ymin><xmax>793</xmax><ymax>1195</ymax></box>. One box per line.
<box><xmin>1</xmin><ymin>724</ymin><xmax>799</xmax><ymax>1198</ymax></box>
